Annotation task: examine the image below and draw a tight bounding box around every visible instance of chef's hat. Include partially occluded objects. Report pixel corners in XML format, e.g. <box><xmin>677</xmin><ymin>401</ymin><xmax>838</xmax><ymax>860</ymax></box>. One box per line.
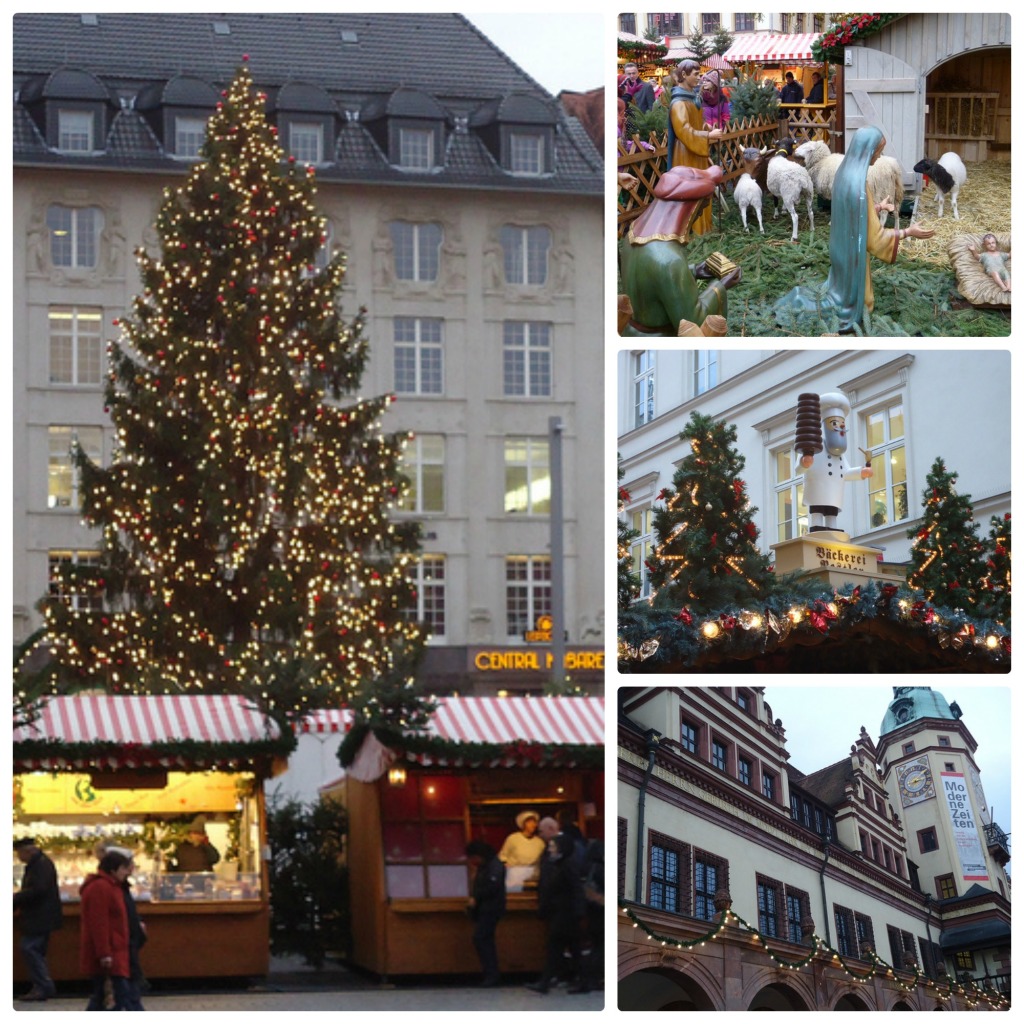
<box><xmin>818</xmin><ymin>391</ymin><xmax>850</xmax><ymax>420</ymax></box>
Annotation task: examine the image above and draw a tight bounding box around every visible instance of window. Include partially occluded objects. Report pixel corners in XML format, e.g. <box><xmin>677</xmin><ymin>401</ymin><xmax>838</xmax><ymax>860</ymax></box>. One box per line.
<box><xmin>175</xmin><ymin>117</ymin><xmax>207</xmax><ymax>159</ymax></box>
<box><xmin>803</xmin><ymin>801</ymin><xmax>812</xmax><ymax>829</ymax></box>
<box><xmin>790</xmin><ymin>794</ymin><xmax>800</xmax><ymax>820</ymax></box>
<box><xmin>701</xmin><ymin>14</ymin><xmax>719</xmax><ymax>34</ymax></box>
<box><xmin>780</xmin><ymin>14</ymin><xmax>791</xmax><ymax>31</ymax></box>
<box><xmin>937</xmin><ymin>874</ymin><xmax>957</xmax><ymax>900</ymax></box>
<box><xmin>389</xmin><ymin>221</ymin><xmax>442</xmax><ymax>282</ymax></box>
<box><xmin>649</xmin><ymin>832</ymin><xmax>688</xmax><ymax>912</ymax></box>
<box><xmin>693</xmin><ymin>852</ymin><xmax>726</xmax><ymax>920</ymax></box>
<box><xmin>619</xmin><ymin>14</ymin><xmax>636</xmax><ymax>34</ymax></box>
<box><xmin>785</xmin><ymin>887</ymin><xmax>809</xmax><ymax>943</ymax></box>
<box><xmin>738</xmin><ymin>757</ymin><xmax>752</xmax><ymax>786</ymax></box>
<box><xmin>855</xmin><ymin>912</ymin><xmax>875</xmax><ymax>957</ymax></box>
<box><xmin>903</xmin><ymin>741</ymin><xmax>915</xmax><ymax>754</ymax></box>
<box><xmin>762</xmin><ymin>771</ymin><xmax>775</xmax><ymax>801</ymax></box>
<box><xmin>48</xmin><ymin>426</ymin><xmax>102</xmax><ymax>510</ymax></box>
<box><xmin>944</xmin><ymin>761</ymin><xmax>955</xmax><ymax>771</ymax></box>
<box><xmin>814</xmin><ymin>808</ymin><xmax>824</xmax><ymax>834</ymax></box>
<box><xmin>629</xmin><ymin>506</ymin><xmax>654</xmax><ymax>599</ymax></box>
<box><xmin>47</xmin><ymin>205</ymin><xmax>102</xmax><ymax>269</ymax></box>
<box><xmin>504</xmin><ymin>438</ymin><xmax>550</xmax><ymax>515</ymax></box>
<box><xmin>955</xmin><ymin>950</ymin><xmax>976</xmax><ymax>971</ymax></box>
<box><xmin>502</xmin><ymin>322</ymin><xmax>551</xmax><ymax>397</ymax></box>
<box><xmin>48</xmin><ymin>550</ymin><xmax>103</xmax><ymax>612</ymax></box>
<box><xmin>757</xmin><ymin>877</ymin><xmax>781</xmax><ymax>937</ymax></box>
<box><xmin>398</xmin><ymin>127</ymin><xmax>434</xmax><ymax>170</ymax></box>
<box><xmin>289</xmin><ymin>122</ymin><xmax>324</xmax><ymax>165</ymax></box>
<box><xmin>680</xmin><ymin>718</ymin><xmax>698</xmax><ymax>754</ymax></box>
<box><xmin>499</xmin><ymin>225</ymin><xmax>550</xmax><ymax>286</ymax></box>
<box><xmin>58</xmin><ymin>109</ymin><xmax>94</xmax><ymax>152</ymax></box>
<box><xmin>694</xmin><ymin>350</ymin><xmax>718</xmax><ymax>395</ymax></box>
<box><xmin>774</xmin><ymin>447</ymin><xmax>808</xmax><ymax>541</ymax></box>
<box><xmin>834</xmin><ymin>905</ymin><xmax>855</xmax><ymax>956</ymax></box>
<box><xmin>938</xmin><ymin>735</ymin><xmax>951</xmax><ymax>747</ymax></box>
<box><xmin>864</xmin><ymin>401</ymin><xmax>908</xmax><ymax>527</ymax></box>
<box><xmin>735</xmin><ymin>14</ymin><xmax>756</xmax><ymax>32</ymax></box>
<box><xmin>394</xmin><ymin>317</ymin><xmax>443</xmax><ymax>395</ymax></box>
<box><xmin>918</xmin><ymin>827</ymin><xmax>939</xmax><ymax>853</ymax></box>
<box><xmin>509</xmin><ymin>132</ymin><xmax>544</xmax><ymax>175</ymax></box>
<box><xmin>405</xmin><ymin>555</ymin><xmax>446</xmax><ymax>637</ymax></box>
<box><xmin>49</xmin><ymin>306</ymin><xmax>103</xmax><ymax>385</ymax></box>
<box><xmin>813</xmin><ymin>15</ymin><xmax>825</xmax><ymax>33</ymax></box>
<box><xmin>648</xmin><ymin>13</ymin><xmax>682</xmax><ymax>34</ymax></box>
<box><xmin>505</xmin><ymin>556</ymin><xmax>551</xmax><ymax>636</ymax></box>
<box><xmin>633</xmin><ymin>351</ymin><xmax>655</xmax><ymax>427</ymax></box>
<box><xmin>872</xmin><ymin>839</ymin><xmax>882</xmax><ymax>863</ymax></box>
<box><xmin>618</xmin><ymin>817</ymin><xmax>628</xmax><ymax>900</ymax></box>
<box><xmin>736</xmin><ymin>689</ymin><xmax>751</xmax><ymax>713</ymax></box>
<box><xmin>399</xmin><ymin>434</ymin><xmax>445</xmax><ymax>513</ymax></box>
<box><xmin>893</xmin><ymin>852</ymin><xmax>903</xmax><ymax>877</ymax></box>
<box><xmin>711</xmin><ymin>739</ymin><xmax>727</xmax><ymax>771</ymax></box>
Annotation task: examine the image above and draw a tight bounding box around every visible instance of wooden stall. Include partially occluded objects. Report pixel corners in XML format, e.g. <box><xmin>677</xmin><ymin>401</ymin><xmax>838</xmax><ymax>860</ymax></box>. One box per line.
<box><xmin>13</xmin><ymin>694</ymin><xmax>290</xmax><ymax>982</ymax></box>
<box><xmin>314</xmin><ymin>695</ymin><xmax>605</xmax><ymax>979</ymax></box>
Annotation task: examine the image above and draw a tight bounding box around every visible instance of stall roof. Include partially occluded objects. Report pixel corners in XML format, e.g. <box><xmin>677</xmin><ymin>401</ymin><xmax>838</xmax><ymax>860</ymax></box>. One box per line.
<box><xmin>14</xmin><ymin>694</ymin><xmax>286</xmax><ymax>771</ymax></box>
<box><xmin>723</xmin><ymin>32</ymin><xmax>820</xmax><ymax>63</ymax></box>
<box><xmin>299</xmin><ymin>695</ymin><xmax>604</xmax><ymax>746</ymax></box>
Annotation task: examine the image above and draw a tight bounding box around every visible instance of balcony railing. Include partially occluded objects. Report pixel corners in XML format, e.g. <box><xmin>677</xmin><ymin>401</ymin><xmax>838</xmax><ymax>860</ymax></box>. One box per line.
<box><xmin>983</xmin><ymin>822</ymin><xmax>1010</xmax><ymax>863</ymax></box>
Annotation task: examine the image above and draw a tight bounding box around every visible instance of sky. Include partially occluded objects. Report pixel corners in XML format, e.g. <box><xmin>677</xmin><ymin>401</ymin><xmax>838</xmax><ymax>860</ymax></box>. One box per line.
<box><xmin>465</xmin><ymin>12</ymin><xmax>604</xmax><ymax>95</ymax></box>
<box><xmin>764</xmin><ymin>683</ymin><xmax>1012</xmax><ymax>848</ymax></box>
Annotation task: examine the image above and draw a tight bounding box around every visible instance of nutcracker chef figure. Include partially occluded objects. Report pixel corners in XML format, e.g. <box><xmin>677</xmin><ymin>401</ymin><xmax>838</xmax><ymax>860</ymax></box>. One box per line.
<box><xmin>796</xmin><ymin>391</ymin><xmax>873</xmax><ymax>534</ymax></box>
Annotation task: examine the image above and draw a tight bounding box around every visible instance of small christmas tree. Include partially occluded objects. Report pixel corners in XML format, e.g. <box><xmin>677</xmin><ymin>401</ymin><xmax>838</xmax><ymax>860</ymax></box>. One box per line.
<box><xmin>727</xmin><ymin>70</ymin><xmax>781</xmax><ymax>123</ymax></box>
<box><xmin>646</xmin><ymin>413</ymin><xmax>774</xmax><ymax>610</ymax></box>
<box><xmin>617</xmin><ymin>458</ymin><xmax>641</xmax><ymax>611</ymax></box>
<box><xmin>684</xmin><ymin>26</ymin><xmax>714</xmax><ymax>64</ymax></box>
<box><xmin>906</xmin><ymin>458</ymin><xmax>986</xmax><ymax>610</ymax></box>
<box><xmin>977</xmin><ymin>513</ymin><xmax>1011</xmax><ymax>622</ymax></box>
<box><xmin>710</xmin><ymin>27</ymin><xmax>734</xmax><ymax>56</ymax></box>
<box><xmin>22</xmin><ymin>62</ymin><xmax>426</xmax><ymax>725</ymax></box>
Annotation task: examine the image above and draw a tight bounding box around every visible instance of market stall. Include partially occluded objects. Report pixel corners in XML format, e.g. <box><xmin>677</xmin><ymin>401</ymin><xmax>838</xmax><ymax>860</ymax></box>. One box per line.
<box><xmin>13</xmin><ymin>694</ymin><xmax>291</xmax><ymax>982</ymax></box>
<box><xmin>313</xmin><ymin>695</ymin><xmax>605</xmax><ymax>978</ymax></box>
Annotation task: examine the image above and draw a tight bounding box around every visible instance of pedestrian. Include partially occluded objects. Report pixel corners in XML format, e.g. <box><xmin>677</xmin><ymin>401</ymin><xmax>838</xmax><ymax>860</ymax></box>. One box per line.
<box><xmin>465</xmin><ymin>839</ymin><xmax>506</xmax><ymax>988</ymax></box>
<box><xmin>618</xmin><ymin>62</ymin><xmax>654</xmax><ymax>113</ymax></box>
<box><xmin>525</xmin><ymin>832</ymin><xmax>585</xmax><ymax>994</ymax></box>
<box><xmin>99</xmin><ymin>843</ymin><xmax>148</xmax><ymax>1010</ymax></box>
<box><xmin>574</xmin><ymin>839</ymin><xmax>605</xmax><ymax>994</ymax></box>
<box><xmin>80</xmin><ymin>849</ymin><xmax>133</xmax><ymax>1011</ymax></box>
<box><xmin>14</xmin><ymin>836</ymin><xmax>63</xmax><ymax>1002</ymax></box>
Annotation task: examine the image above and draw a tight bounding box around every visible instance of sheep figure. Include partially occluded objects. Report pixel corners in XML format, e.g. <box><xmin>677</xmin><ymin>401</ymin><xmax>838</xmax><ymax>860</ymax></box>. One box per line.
<box><xmin>796</xmin><ymin>139</ymin><xmax>905</xmax><ymax>227</ymax></box>
<box><xmin>733</xmin><ymin>147</ymin><xmax>765</xmax><ymax>234</ymax></box>
<box><xmin>766</xmin><ymin>143</ymin><xmax>814</xmax><ymax>242</ymax></box>
<box><xmin>913</xmin><ymin>152</ymin><xmax>967</xmax><ymax>220</ymax></box>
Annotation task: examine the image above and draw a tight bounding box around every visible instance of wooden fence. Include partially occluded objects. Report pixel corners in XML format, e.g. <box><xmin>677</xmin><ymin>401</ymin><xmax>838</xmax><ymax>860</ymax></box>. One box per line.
<box><xmin>925</xmin><ymin>91</ymin><xmax>1000</xmax><ymax>161</ymax></box>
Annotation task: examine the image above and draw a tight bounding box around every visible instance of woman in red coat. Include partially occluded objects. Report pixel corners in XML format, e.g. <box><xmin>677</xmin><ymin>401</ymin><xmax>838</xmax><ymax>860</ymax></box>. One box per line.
<box><xmin>79</xmin><ymin>850</ymin><xmax>132</xmax><ymax>1011</ymax></box>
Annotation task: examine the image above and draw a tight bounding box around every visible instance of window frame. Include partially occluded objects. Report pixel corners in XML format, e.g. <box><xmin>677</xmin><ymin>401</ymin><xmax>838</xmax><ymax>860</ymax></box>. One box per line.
<box><xmin>632</xmin><ymin>350</ymin><xmax>655</xmax><ymax>428</ymax></box>
<box><xmin>503</xmin><ymin>437</ymin><xmax>551</xmax><ymax>516</ymax></box>
<box><xmin>57</xmin><ymin>108</ymin><xmax>95</xmax><ymax>152</ymax></box>
<box><xmin>288</xmin><ymin>121</ymin><xmax>325</xmax><ymax>165</ymax></box>
<box><xmin>693</xmin><ymin>349</ymin><xmax>719</xmax><ymax>396</ymax></box>
<box><xmin>398</xmin><ymin>433</ymin><xmax>446</xmax><ymax>513</ymax></box>
<box><xmin>404</xmin><ymin>554</ymin><xmax>446</xmax><ymax>638</ymax></box>
<box><xmin>48</xmin><ymin>549</ymin><xmax>103</xmax><ymax>612</ymax></box>
<box><xmin>917</xmin><ymin>826</ymin><xmax>939</xmax><ymax>853</ymax></box>
<box><xmin>628</xmin><ymin>504</ymin><xmax>655</xmax><ymax>600</ymax></box>
<box><xmin>499</xmin><ymin>224</ymin><xmax>550</xmax><ymax>286</ymax></box>
<box><xmin>504</xmin><ymin>555</ymin><xmax>552</xmax><ymax>638</ymax></box>
<box><xmin>756</xmin><ymin>875</ymin><xmax>782</xmax><ymax>937</ymax></box>
<box><xmin>47</xmin><ymin>204</ymin><xmax>102</xmax><ymax>270</ymax></box>
<box><xmin>936</xmin><ymin>873</ymin><xmax>957</xmax><ymax>900</ymax></box>
<box><xmin>680</xmin><ymin>716</ymin><xmax>699</xmax><ymax>755</ymax></box>
<box><xmin>863</xmin><ymin>399</ymin><xmax>909</xmax><ymax>529</ymax></box>
<box><xmin>693</xmin><ymin>850</ymin><xmax>727</xmax><ymax>921</ymax></box>
<box><xmin>389</xmin><ymin>220</ymin><xmax>443</xmax><ymax>283</ymax></box>
<box><xmin>647</xmin><ymin>830</ymin><xmax>689</xmax><ymax>913</ymax></box>
<box><xmin>47</xmin><ymin>425</ymin><xmax>102</xmax><ymax>511</ymax></box>
<box><xmin>48</xmin><ymin>305</ymin><xmax>104</xmax><ymax>386</ymax></box>
<box><xmin>397</xmin><ymin>126</ymin><xmax>435</xmax><ymax>171</ymax></box>
<box><xmin>502</xmin><ymin>321</ymin><xmax>552</xmax><ymax>398</ymax></box>
<box><xmin>393</xmin><ymin>316</ymin><xmax>444</xmax><ymax>396</ymax></box>
<box><xmin>508</xmin><ymin>131</ymin><xmax>545</xmax><ymax>176</ymax></box>
<box><xmin>772</xmin><ymin>444</ymin><xmax>808</xmax><ymax>542</ymax></box>
<box><xmin>174</xmin><ymin>116</ymin><xmax>208</xmax><ymax>159</ymax></box>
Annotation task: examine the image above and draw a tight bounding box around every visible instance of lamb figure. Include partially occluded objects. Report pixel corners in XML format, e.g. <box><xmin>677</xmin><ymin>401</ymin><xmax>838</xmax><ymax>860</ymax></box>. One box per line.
<box><xmin>766</xmin><ymin>142</ymin><xmax>814</xmax><ymax>243</ymax></box>
<box><xmin>733</xmin><ymin>147</ymin><xmax>765</xmax><ymax>234</ymax></box>
<box><xmin>913</xmin><ymin>152</ymin><xmax>967</xmax><ymax>220</ymax></box>
<box><xmin>795</xmin><ymin>139</ymin><xmax>905</xmax><ymax>227</ymax></box>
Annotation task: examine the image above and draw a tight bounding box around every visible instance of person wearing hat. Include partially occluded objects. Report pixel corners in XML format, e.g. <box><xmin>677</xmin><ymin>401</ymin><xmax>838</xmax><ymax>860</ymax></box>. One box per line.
<box><xmin>172</xmin><ymin>816</ymin><xmax>222</xmax><ymax>873</ymax></box>
<box><xmin>497</xmin><ymin>810</ymin><xmax>545</xmax><ymax>891</ymax></box>
<box><xmin>799</xmin><ymin>391</ymin><xmax>873</xmax><ymax>533</ymax></box>
<box><xmin>13</xmin><ymin>836</ymin><xmax>63</xmax><ymax>1002</ymax></box>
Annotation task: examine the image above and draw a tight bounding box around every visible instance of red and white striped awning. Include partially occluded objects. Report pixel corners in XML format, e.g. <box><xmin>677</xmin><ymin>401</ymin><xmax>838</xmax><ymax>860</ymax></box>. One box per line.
<box><xmin>14</xmin><ymin>694</ymin><xmax>281</xmax><ymax>770</ymax></box>
<box><xmin>299</xmin><ymin>696</ymin><xmax>603</xmax><ymax>746</ymax></box>
<box><xmin>724</xmin><ymin>32</ymin><xmax>820</xmax><ymax>64</ymax></box>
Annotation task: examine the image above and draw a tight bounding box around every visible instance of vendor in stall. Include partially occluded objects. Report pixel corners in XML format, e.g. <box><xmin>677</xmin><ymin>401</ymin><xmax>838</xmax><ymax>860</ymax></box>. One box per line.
<box><xmin>497</xmin><ymin>810</ymin><xmax>545</xmax><ymax>891</ymax></box>
<box><xmin>171</xmin><ymin>817</ymin><xmax>221</xmax><ymax>873</ymax></box>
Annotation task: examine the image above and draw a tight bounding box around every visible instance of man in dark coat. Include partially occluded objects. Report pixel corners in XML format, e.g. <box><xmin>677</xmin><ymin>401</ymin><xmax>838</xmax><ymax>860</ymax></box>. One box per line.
<box><xmin>465</xmin><ymin>840</ymin><xmax>506</xmax><ymax>987</ymax></box>
<box><xmin>13</xmin><ymin>837</ymin><xmax>63</xmax><ymax>1002</ymax></box>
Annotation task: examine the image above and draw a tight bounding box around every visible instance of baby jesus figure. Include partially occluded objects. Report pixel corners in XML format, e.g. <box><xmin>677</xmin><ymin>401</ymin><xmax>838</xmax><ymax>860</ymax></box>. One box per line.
<box><xmin>968</xmin><ymin>233</ymin><xmax>1011</xmax><ymax>292</ymax></box>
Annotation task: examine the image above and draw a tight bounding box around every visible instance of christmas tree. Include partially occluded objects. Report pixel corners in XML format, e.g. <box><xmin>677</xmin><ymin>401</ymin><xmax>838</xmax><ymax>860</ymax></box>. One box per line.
<box><xmin>646</xmin><ymin>412</ymin><xmax>774</xmax><ymax>611</ymax></box>
<box><xmin>684</xmin><ymin>26</ymin><xmax>714</xmax><ymax>63</ymax></box>
<box><xmin>977</xmin><ymin>513</ymin><xmax>1011</xmax><ymax>623</ymax></box>
<box><xmin>906</xmin><ymin>458</ymin><xmax>985</xmax><ymax>611</ymax></box>
<box><xmin>617</xmin><ymin>458</ymin><xmax>641</xmax><ymax>611</ymax></box>
<box><xmin>21</xmin><ymin>62</ymin><xmax>426</xmax><ymax>725</ymax></box>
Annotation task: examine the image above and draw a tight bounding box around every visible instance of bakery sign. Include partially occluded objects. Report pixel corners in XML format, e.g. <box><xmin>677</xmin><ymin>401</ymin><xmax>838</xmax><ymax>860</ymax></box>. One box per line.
<box><xmin>941</xmin><ymin>771</ymin><xmax>990</xmax><ymax>882</ymax></box>
<box><xmin>814</xmin><ymin>542</ymin><xmax>871</xmax><ymax>572</ymax></box>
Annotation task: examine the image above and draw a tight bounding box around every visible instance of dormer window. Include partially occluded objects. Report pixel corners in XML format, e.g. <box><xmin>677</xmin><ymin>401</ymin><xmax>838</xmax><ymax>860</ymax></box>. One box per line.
<box><xmin>398</xmin><ymin>127</ymin><xmax>434</xmax><ymax>170</ymax></box>
<box><xmin>174</xmin><ymin>117</ymin><xmax>207</xmax><ymax>159</ymax></box>
<box><xmin>289</xmin><ymin>122</ymin><xmax>324</xmax><ymax>165</ymax></box>
<box><xmin>509</xmin><ymin>132</ymin><xmax>544</xmax><ymax>175</ymax></box>
<box><xmin>57</xmin><ymin>109</ymin><xmax>94</xmax><ymax>152</ymax></box>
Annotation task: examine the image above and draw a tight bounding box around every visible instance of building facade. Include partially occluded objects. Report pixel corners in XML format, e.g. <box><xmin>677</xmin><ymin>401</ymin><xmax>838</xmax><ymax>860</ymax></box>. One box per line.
<box><xmin>617</xmin><ymin>348</ymin><xmax>1010</xmax><ymax>604</ymax></box>
<box><xmin>617</xmin><ymin>12</ymin><xmax>830</xmax><ymax>39</ymax></box>
<box><xmin>12</xmin><ymin>12</ymin><xmax>604</xmax><ymax>699</ymax></box>
<box><xmin>618</xmin><ymin>685</ymin><xmax>1010</xmax><ymax>1010</ymax></box>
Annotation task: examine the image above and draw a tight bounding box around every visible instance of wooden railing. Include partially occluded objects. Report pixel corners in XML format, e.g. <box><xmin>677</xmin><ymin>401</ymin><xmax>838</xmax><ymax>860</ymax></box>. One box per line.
<box><xmin>926</xmin><ymin>92</ymin><xmax>999</xmax><ymax>142</ymax></box>
<box><xmin>617</xmin><ymin>115</ymin><xmax>786</xmax><ymax>238</ymax></box>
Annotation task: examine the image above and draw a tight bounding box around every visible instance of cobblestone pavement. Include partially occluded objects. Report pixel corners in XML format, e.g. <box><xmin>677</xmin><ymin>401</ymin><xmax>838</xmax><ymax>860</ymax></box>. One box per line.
<box><xmin>13</xmin><ymin>982</ymin><xmax>605</xmax><ymax>1012</ymax></box>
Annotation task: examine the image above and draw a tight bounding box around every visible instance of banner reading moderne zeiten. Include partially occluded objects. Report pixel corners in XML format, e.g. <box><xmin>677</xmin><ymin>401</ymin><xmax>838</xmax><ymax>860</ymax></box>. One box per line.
<box><xmin>940</xmin><ymin>771</ymin><xmax>989</xmax><ymax>882</ymax></box>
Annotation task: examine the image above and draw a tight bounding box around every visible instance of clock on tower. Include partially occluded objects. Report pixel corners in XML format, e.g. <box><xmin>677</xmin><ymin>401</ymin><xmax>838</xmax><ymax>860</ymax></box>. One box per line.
<box><xmin>896</xmin><ymin>761</ymin><xmax>935</xmax><ymax>806</ymax></box>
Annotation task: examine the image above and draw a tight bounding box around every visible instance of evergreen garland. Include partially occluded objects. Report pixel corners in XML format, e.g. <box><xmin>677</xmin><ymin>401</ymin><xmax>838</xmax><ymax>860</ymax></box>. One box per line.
<box><xmin>977</xmin><ymin>513</ymin><xmax>1011</xmax><ymax>622</ymax></box>
<box><xmin>618</xmin><ymin>459</ymin><xmax>642</xmax><ymax>611</ymax></box>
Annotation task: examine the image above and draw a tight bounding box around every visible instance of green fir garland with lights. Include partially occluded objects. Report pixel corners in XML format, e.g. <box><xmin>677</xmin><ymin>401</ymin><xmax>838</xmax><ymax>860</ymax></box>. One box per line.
<box><xmin>977</xmin><ymin>513</ymin><xmax>1011</xmax><ymax>623</ymax></box>
<box><xmin>621</xmin><ymin>903</ymin><xmax>1009</xmax><ymax>1010</ymax></box>
<box><xmin>16</xmin><ymin>61</ymin><xmax>429</xmax><ymax>728</ymax></box>
<box><xmin>811</xmin><ymin>14</ymin><xmax>906</xmax><ymax>63</ymax></box>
